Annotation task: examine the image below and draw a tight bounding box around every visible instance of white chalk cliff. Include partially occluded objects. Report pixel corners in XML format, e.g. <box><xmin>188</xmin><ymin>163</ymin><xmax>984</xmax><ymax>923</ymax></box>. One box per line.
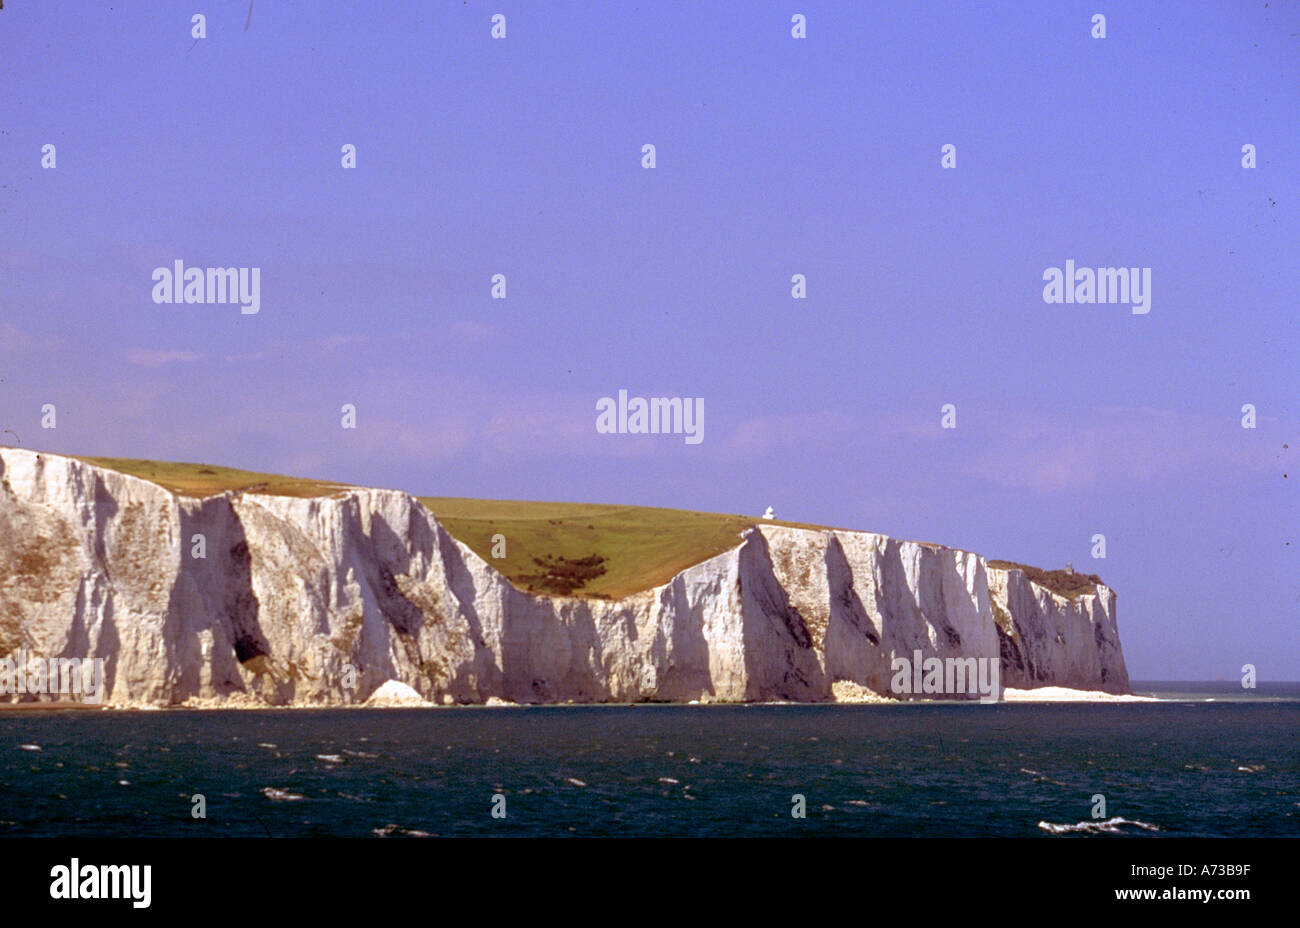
<box><xmin>0</xmin><ymin>448</ymin><xmax>1130</xmax><ymax>706</ymax></box>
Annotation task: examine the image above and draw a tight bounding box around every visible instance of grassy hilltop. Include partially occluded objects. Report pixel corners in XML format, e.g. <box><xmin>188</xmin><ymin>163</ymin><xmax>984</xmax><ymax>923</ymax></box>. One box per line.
<box><xmin>74</xmin><ymin>456</ymin><xmax>826</xmax><ymax>598</ymax></box>
<box><xmin>77</xmin><ymin>456</ymin><xmax>351</xmax><ymax>499</ymax></box>
<box><xmin>69</xmin><ymin>455</ymin><xmax>1100</xmax><ymax>600</ymax></box>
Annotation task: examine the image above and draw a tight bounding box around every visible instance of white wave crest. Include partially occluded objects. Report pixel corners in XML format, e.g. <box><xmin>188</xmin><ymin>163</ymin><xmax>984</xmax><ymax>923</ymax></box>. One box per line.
<box><xmin>1038</xmin><ymin>816</ymin><xmax>1160</xmax><ymax>835</ymax></box>
<box><xmin>261</xmin><ymin>787</ymin><xmax>305</xmax><ymax>802</ymax></box>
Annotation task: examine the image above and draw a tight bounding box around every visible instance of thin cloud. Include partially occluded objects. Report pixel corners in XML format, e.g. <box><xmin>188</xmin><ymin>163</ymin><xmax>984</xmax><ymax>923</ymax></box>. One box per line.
<box><xmin>968</xmin><ymin>406</ymin><xmax>1276</xmax><ymax>492</ymax></box>
<box><xmin>0</xmin><ymin>323</ymin><xmax>64</xmax><ymax>352</ymax></box>
<box><xmin>126</xmin><ymin>348</ymin><xmax>205</xmax><ymax>367</ymax></box>
<box><xmin>724</xmin><ymin>411</ymin><xmax>852</xmax><ymax>453</ymax></box>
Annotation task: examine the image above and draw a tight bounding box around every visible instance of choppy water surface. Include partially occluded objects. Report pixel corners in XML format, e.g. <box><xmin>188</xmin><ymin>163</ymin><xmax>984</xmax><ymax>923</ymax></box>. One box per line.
<box><xmin>1</xmin><ymin>683</ymin><xmax>1295</xmax><ymax>837</ymax></box>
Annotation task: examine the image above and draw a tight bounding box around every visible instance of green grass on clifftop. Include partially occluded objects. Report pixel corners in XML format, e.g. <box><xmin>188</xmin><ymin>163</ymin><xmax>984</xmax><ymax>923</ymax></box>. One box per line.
<box><xmin>65</xmin><ymin>454</ymin><xmax>1102</xmax><ymax>600</ymax></box>
<box><xmin>67</xmin><ymin>454</ymin><xmax>823</xmax><ymax>598</ymax></box>
<box><xmin>418</xmin><ymin>497</ymin><xmax>791</xmax><ymax>598</ymax></box>
<box><xmin>76</xmin><ymin>456</ymin><xmax>351</xmax><ymax>499</ymax></box>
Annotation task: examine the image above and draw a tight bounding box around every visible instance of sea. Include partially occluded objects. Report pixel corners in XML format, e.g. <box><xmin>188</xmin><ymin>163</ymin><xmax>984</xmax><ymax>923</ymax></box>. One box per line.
<box><xmin>1</xmin><ymin>682</ymin><xmax>1295</xmax><ymax>838</ymax></box>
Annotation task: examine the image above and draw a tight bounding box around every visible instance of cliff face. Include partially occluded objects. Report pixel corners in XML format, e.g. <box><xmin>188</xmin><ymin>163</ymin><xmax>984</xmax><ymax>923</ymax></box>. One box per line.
<box><xmin>0</xmin><ymin>449</ymin><xmax>1130</xmax><ymax>706</ymax></box>
<box><xmin>988</xmin><ymin>568</ymin><xmax>1129</xmax><ymax>693</ymax></box>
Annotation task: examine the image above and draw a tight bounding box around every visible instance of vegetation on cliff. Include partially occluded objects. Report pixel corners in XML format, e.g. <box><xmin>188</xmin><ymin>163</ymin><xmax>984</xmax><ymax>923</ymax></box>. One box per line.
<box><xmin>68</xmin><ymin>454</ymin><xmax>1103</xmax><ymax>601</ymax></box>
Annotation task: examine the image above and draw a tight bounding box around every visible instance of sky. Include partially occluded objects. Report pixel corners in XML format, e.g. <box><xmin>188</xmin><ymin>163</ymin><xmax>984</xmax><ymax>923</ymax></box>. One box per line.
<box><xmin>1</xmin><ymin>1</ymin><xmax>1296</xmax><ymax>680</ymax></box>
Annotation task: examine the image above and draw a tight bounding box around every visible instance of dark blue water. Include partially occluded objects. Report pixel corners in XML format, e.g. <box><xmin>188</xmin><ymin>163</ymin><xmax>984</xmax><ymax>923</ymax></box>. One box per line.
<box><xmin>1</xmin><ymin>683</ymin><xmax>1295</xmax><ymax>837</ymax></box>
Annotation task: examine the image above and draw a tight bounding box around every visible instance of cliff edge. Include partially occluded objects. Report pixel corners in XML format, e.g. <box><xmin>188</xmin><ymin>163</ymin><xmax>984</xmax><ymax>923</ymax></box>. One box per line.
<box><xmin>0</xmin><ymin>448</ymin><xmax>1130</xmax><ymax>706</ymax></box>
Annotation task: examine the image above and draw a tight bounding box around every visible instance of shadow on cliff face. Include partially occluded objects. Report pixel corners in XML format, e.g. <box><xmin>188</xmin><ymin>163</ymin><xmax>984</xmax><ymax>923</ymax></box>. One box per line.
<box><xmin>361</xmin><ymin>508</ymin><xmax>512</xmax><ymax>703</ymax></box>
<box><xmin>997</xmin><ymin>572</ymin><xmax>1048</xmax><ymax>688</ymax></box>
<box><xmin>89</xmin><ymin>473</ymin><xmax>119</xmax><ymax>578</ymax></box>
<box><xmin>739</xmin><ymin>529</ymin><xmax>827</xmax><ymax>701</ymax></box>
<box><xmin>86</xmin><ymin>476</ymin><xmax>124</xmax><ymax>700</ymax></box>
<box><xmin>997</xmin><ymin>622</ymin><xmax>1029</xmax><ymax>683</ymax></box>
<box><xmin>363</xmin><ymin>511</ymin><xmax>429</xmax><ymax>686</ymax></box>
<box><xmin>364</xmin><ymin>507</ymin><xmax>421</xmax><ymax>633</ymax></box>
<box><xmin>653</xmin><ymin>575</ymin><xmax>716</xmax><ymax>701</ymax></box>
<box><xmin>167</xmin><ymin>495</ymin><xmax>278</xmax><ymax>704</ymax></box>
<box><xmin>500</xmin><ymin>594</ymin><xmax>606</xmax><ymax>704</ymax></box>
<box><xmin>434</xmin><ymin>521</ymin><xmax>502</xmax><ymax>701</ymax></box>
<box><xmin>823</xmin><ymin>534</ymin><xmax>892</xmax><ymax>692</ymax></box>
<box><xmin>221</xmin><ymin>512</ymin><xmax>279</xmax><ymax>698</ymax></box>
<box><xmin>875</xmin><ymin>539</ymin><xmax>934</xmax><ymax>663</ymax></box>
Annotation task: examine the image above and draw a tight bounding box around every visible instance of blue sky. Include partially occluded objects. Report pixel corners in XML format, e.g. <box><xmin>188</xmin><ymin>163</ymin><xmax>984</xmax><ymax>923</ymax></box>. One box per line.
<box><xmin>1</xmin><ymin>1</ymin><xmax>1296</xmax><ymax>679</ymax></box>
